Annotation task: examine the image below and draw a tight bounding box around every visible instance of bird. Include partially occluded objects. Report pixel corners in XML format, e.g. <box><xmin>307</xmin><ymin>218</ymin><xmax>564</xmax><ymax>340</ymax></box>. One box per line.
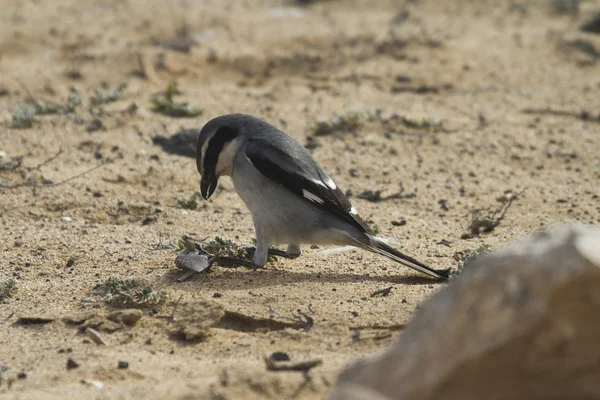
<box><xmin>196</xmin><ymin>113</ymin><xmax>449</xmax><ymax>280</ymax></box>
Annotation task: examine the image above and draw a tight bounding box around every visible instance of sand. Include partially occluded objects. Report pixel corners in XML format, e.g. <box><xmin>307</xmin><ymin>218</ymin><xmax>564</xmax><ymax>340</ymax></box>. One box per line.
<box><xmin>1</xmin><ymin>0</ymin><xmax>599</xmax><ymax>398</ymax></box>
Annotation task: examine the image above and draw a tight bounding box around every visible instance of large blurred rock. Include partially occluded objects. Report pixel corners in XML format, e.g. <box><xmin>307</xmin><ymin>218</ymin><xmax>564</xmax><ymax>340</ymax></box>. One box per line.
<box><xmin>331</xmin><ymin>224</ymin><xmax>600</xmax><ymax>400</ymax></box>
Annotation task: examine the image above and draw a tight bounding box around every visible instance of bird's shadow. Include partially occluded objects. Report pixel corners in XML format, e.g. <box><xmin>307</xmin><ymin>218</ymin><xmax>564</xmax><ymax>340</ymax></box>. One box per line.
<box><xmin>160</xmin><ymin>266</ymin><xmax>445</xmax><ymax>290</ymax></box>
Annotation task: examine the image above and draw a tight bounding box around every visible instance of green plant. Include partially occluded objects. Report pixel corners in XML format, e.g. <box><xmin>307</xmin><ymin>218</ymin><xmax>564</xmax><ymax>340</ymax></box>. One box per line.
<box><xmin>90</xmin><ymin>83</ymin><xmax>127</xmax><ymax>106</ymax></box>
<box><xmin>312</xmin><ymin>111</ymin><xmax>363</xmax><ymax>136</ymax></box>
<box><xmin>151</xmin><ymin>83</ymin><xmax>203</xmax><ymax>118</ymax></box>
<box><xmin>98</xmin><ymin>275</ymin><xmax>167</xmax><ymax>306</ymax></box>
<box><xmin>173</xmin><ymin>193</ymin><xmax>201</xmax><ymax>210</ymax></box>
<box><xmin>11</xmin><ymin>106</ymin><xmax>37</xmax><ymax>129</ymax></box>
<box><xmin>0</xmin><ymin>279</ymin><xmax>16</xmax><ymax>301</ymax></box>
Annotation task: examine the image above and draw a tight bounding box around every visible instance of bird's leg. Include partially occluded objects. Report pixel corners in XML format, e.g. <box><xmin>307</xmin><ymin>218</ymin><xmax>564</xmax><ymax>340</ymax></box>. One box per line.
<box><xmin>250</xmin><ymin>234</ymin><xmax>269</xmax><ymax>267</ymax></box>
<box><xmin>244</xmin><ymin>243</ymin><xmax>301</xmax><ymax>260</ymax></box>
<box><xmin>284</xmin><ymin>244</ymin><xmax>301</xmax><ymax>259</ymax></box>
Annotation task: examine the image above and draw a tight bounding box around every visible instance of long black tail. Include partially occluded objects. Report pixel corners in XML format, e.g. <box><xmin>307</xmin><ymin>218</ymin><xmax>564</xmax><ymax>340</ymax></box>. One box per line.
<box><xmin>353</xmin><ymin>236</ymin><xmax>450</xmax><ymax>280</ymax></box>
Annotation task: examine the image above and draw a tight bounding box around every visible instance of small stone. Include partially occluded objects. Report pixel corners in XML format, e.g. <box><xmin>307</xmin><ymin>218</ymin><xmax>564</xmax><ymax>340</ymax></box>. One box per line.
<box><xmin>108</xmin><ymin>309</ymin><xmax>143</xmax><ymax>326</ymax></box>
<box><xmin>141</xmin><ymin>216</ymin><xmax>156</xmax><ymax>225</ymax></box>
<box><xmin>17</xmin><ymin>372</ymin><xmax>27</xmax><ymax>379</ymax></box>
<box><xmin>270</xmin><ymin>352</ymin><xmax>290</xmax><ymax>362</ymax></box>
<box><xmin>85</xmin><ymin>327</ymin><xmax>107</xmax><ymax>346</ymax></box>
<box><xmin>13</xmin><ymin>240</ymin><xmax>23</xmax><ymax>247</ymax></box>
<box><xmin>118</xmin><ymin>361</ymin><xmax>129</xmax><ymax>369</ymax></box>
<box><xmin>61</xmin><ymin>216</ymin><xmax>73</xmax><ymax>222</ymax></box>
<box><xmin>66</xmin><ymin>358</ymin><xmax>80</xmax><ymax>370</ymax></box>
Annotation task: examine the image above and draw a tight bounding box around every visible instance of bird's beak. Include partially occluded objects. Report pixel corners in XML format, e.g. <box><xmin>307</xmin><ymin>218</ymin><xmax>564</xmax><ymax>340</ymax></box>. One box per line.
<box><xmin>200</xmin><ymin>175</ymin><xmax>218</xmax><ymax>200</ymax></box>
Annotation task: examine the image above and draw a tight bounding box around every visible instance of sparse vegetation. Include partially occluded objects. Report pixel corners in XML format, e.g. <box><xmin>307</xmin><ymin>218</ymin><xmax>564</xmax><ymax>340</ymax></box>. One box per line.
<box><xmin>400</xmin><ymin>115</ymin><xmax>443</xmax><ymax>131</ymax></box>
<box><xmin>0</xmin><ymin>278</ymin><xmax>17</xmax><ymax>301</ymax></box>
<box><xmin>203</xmin><ymin>237</ymin><xmax>251</xmax><ymax>260</ymax></box>
<box><xmin>11</xmin><ymin>105</ymin><xmax>38</xmax><ymax>129</ymax></box>
<box><xmin>173</xmin><ymin>193</ymin><xmax>201</xmax><ymax>210</ymax></box>
<box><xmin>457</xmin><ymin>245</ymin><xmax>492</xmax><ymax>272</ymax></box>
<box><xmin>312</xmin><ymin>111</ymin><xmax>363</xmax><ymax>136</ymax></box>
<box><xmin>151</xmin><ymin>83</ymin><xmax>203</xmax><ymax>118</ymax></box>
<box><xmin>34</xmin><ymin>100</ymin><xmax>63</xmax><ymax>115</ymax></box>
<box><xmin>8</xmin><ymin>84</ymin><xmax>130</xmax><ymax>132</ymax></box>
<box><xmin>97</xmin><ymin>275</ymin><xmax>167</xmax><ymax>306</ymax></box>
<box><xmin>66</xmin><ymin>90</ymin><xmax>83</xmax><ymax>113</ymax></box>
<box><xmin>90</xmin><ymin>83</ymin><xmax>127</xmax><ymax>106</ymax></box>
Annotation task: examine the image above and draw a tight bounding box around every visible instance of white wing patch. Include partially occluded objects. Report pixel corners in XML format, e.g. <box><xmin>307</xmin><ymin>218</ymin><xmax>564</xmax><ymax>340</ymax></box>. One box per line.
<box><xmin>349</xmin><ymin>206</ymin><xmax>358</xmax><ymax>215</ymax></box>
<box><xmin>303</xmin><ymin>189</ymin><xmax>325</xmax><ymax>204</ymax></box>
<box><xmin>324</xmin><ymin>176</ymin><xmax>337</xmax><ymax>190</ymax></box>
<box><xmin>311</xmin><ymin>176</ymin><xmax>336</xmax><ymax>190</ymax></box>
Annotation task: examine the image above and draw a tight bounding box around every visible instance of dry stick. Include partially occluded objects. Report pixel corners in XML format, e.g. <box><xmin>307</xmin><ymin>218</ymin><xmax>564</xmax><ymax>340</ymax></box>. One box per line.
<box><xmin>1</xmin><ymin>157</ymin><xmax>109</xmax><ymax>189</ymax></box>
<box><xmin>264</xmin><ymin>357</ymin><xmax>323</xmax><ymax>373</ymax></box>
<box><xmin>522</xmin><ymin>107</ymin><xmax>600</xmax><ymax>122</ymax></box>
<box><xmin>168</xmin><ymin>294</ymin><xmax>184</xmax><ymax>325</ymax></box>
<box><xmin>14</xmin><ymin>79</ymin><xmax>38</xmax><ymax>104</ymax></box>
<box><xmin>51</xmin><ymin>161</ymin><xmax>109</xmax><ymax>186</ymax></box>
<box><xmin>465</xmin><ymin>188</ymin><xmax>527</xmax><ymax>237</ymax></box>
<box><xmin>25</xmin><ymin>148</ymin><xmax>63</xmax><ymax>171</ymax></box>
<box><xmin>268</xmin><ymin>306</ymin><xmax>313</xmax><ymax>331</ymax></box>
<box><xmin>370</xmin><ymin>286</ymin><xmax>393</xmax><ymax>297</ymax></box>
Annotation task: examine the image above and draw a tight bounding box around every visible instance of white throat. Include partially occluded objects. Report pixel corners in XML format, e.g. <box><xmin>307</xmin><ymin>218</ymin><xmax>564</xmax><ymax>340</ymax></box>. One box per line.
<box><xmin>214</xmin><ymin>137</ymin><xmax>242</xmax><ymax>177</ymax></box>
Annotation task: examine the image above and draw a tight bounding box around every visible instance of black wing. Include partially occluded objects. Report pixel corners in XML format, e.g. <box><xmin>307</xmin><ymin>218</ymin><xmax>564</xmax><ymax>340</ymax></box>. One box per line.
<box><xmin>245</xmin><ymin>139</ymin><xmax>372</xmax><ymax>234</ymax></box>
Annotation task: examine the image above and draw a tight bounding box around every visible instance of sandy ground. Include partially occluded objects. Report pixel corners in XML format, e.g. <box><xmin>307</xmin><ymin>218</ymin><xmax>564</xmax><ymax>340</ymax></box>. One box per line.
<box><xmin>1</xmin><ymin>0</ymin><xmax>599</xmax><ymax>399</ymax></box>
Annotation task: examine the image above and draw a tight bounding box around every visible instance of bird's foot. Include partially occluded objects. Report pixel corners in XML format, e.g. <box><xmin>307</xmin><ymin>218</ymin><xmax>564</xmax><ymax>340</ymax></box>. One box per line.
<box><xmin>244</xmin><ymin>246</ymin><xmax>300</xmax><ymax>260</ymax></box>
<box><xmin>214</xmin><ymin>256</ymin><xmax>263</xmax><ymax>270</ymax></box>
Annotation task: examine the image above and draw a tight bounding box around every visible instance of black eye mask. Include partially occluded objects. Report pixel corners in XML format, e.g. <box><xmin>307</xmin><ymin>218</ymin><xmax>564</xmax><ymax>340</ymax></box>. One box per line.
<box><xmin>198</xmin><ymin>125</ymin><xmax>238</xmax><ymax>199</ymax></box>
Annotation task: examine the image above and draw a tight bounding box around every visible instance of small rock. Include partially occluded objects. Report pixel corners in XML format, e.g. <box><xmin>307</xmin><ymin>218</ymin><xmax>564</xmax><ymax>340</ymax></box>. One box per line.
<box><xmin>13</xmin><ymin>240</ymin><xmax>23</xmax><ymax>247</ymax></box>
<box><xmin>581</xmin><ymin>12</ymin><xmax>600</xmax><ymax>34</ymax></box>
<box><xmin>108</xmin><ymin>309</ymin><xmax>143</xmax><ymax>326</ymax></box>
<box><xmin>61</xmin><ymin>216</ymin><xmax>73</xmax><ymax>222</ymax></box>
<box><xmin>66</xmin><ymin>358</ymin><xmax>80</xmax><ymax>370</ymax></box>
<box><xmin>141</xmin><ymin>216</ymin><xmax>156</xmax><ymax>225</ymax></box>
<box><xmin>118</xmin><ymin>361</ymin><xmax>129</xmax><ymax>369</ymax></box>
<box><xmin>391</xmin><ymin>219</ymin><xmax>406</xmax><ymax>227</ymax></box>
<box><xmin>85</xmin><ymin>327</ymin><xmax>107</xmax><ymax>346</ymax></box>
<box><xmin>270</xmin><ymin>352</ymin><xmax>290</xmax><ymax>362</ymax></box>
<box><xmin>17</xmin><ymin>372</ymin><xmax>27</xmax><ymax>380</ymax></box>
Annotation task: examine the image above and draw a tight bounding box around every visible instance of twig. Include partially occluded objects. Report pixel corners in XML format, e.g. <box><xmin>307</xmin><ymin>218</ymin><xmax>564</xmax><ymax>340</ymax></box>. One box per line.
<box><xmin>370</xmin><ymin>286</ymin><xmax>393</xmax><ymax>297</ymax></box>
<box><xmin>52</xmin><ymin>161</ymin><xmax>109</xmax><ymax>186</ymax></box>
<box><xmin>522</xmin><ymin>107</ymin><xmax>600</xmax><ymax>123</ymax></box>
<box><xmin>168</xmin><ymin>294</ymin><xmax>184</xmax><ymax>325</ymax></box>
<box><xmin>147</xmin><ymin>233</ymin><xmax>176</xmax><ymax>251</ymax></box>
<box><xmin>0</xmin><ymin>158</ymin><xmax>108</xmax><ymax>190</ymax></box>
<box><xmin>349</xmin><ymin>323</ymin><xmax>405</xmax><ymax>331</ymax></box>
<box><xmin>291</xmin><ymin>374</ymin><xmax>315</xmax><ymax>399</ymax></box>
<box><xmin>461</xmin><ymin>188</ymin><xmax>526</xmax><ymax>239</ymax></box>
<box><xmin>25</xmin><ymin>148</ymin><xmax>63</xmax><ymax>171</ymax></box>
<box><xmin>264</xmin><ymin>356</ymin><xmax>322</xmax><ymax>372</ymax></box>
<box><xmin>13</xmin><ymin>79</ymin><xmax>38</xmax><ymax>104</ymax></box>
<box><xmin>268</xmin><ymin>306</ymin><xmax>314</xmax><ymax>332</ymax></box>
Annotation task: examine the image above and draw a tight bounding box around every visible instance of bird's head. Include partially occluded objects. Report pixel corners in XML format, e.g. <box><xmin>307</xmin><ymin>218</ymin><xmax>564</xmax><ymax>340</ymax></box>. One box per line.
<box><xmin>196</xmin><ymin>115</ymin><xmax>244</xmax><ymax>200</ymax></box>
